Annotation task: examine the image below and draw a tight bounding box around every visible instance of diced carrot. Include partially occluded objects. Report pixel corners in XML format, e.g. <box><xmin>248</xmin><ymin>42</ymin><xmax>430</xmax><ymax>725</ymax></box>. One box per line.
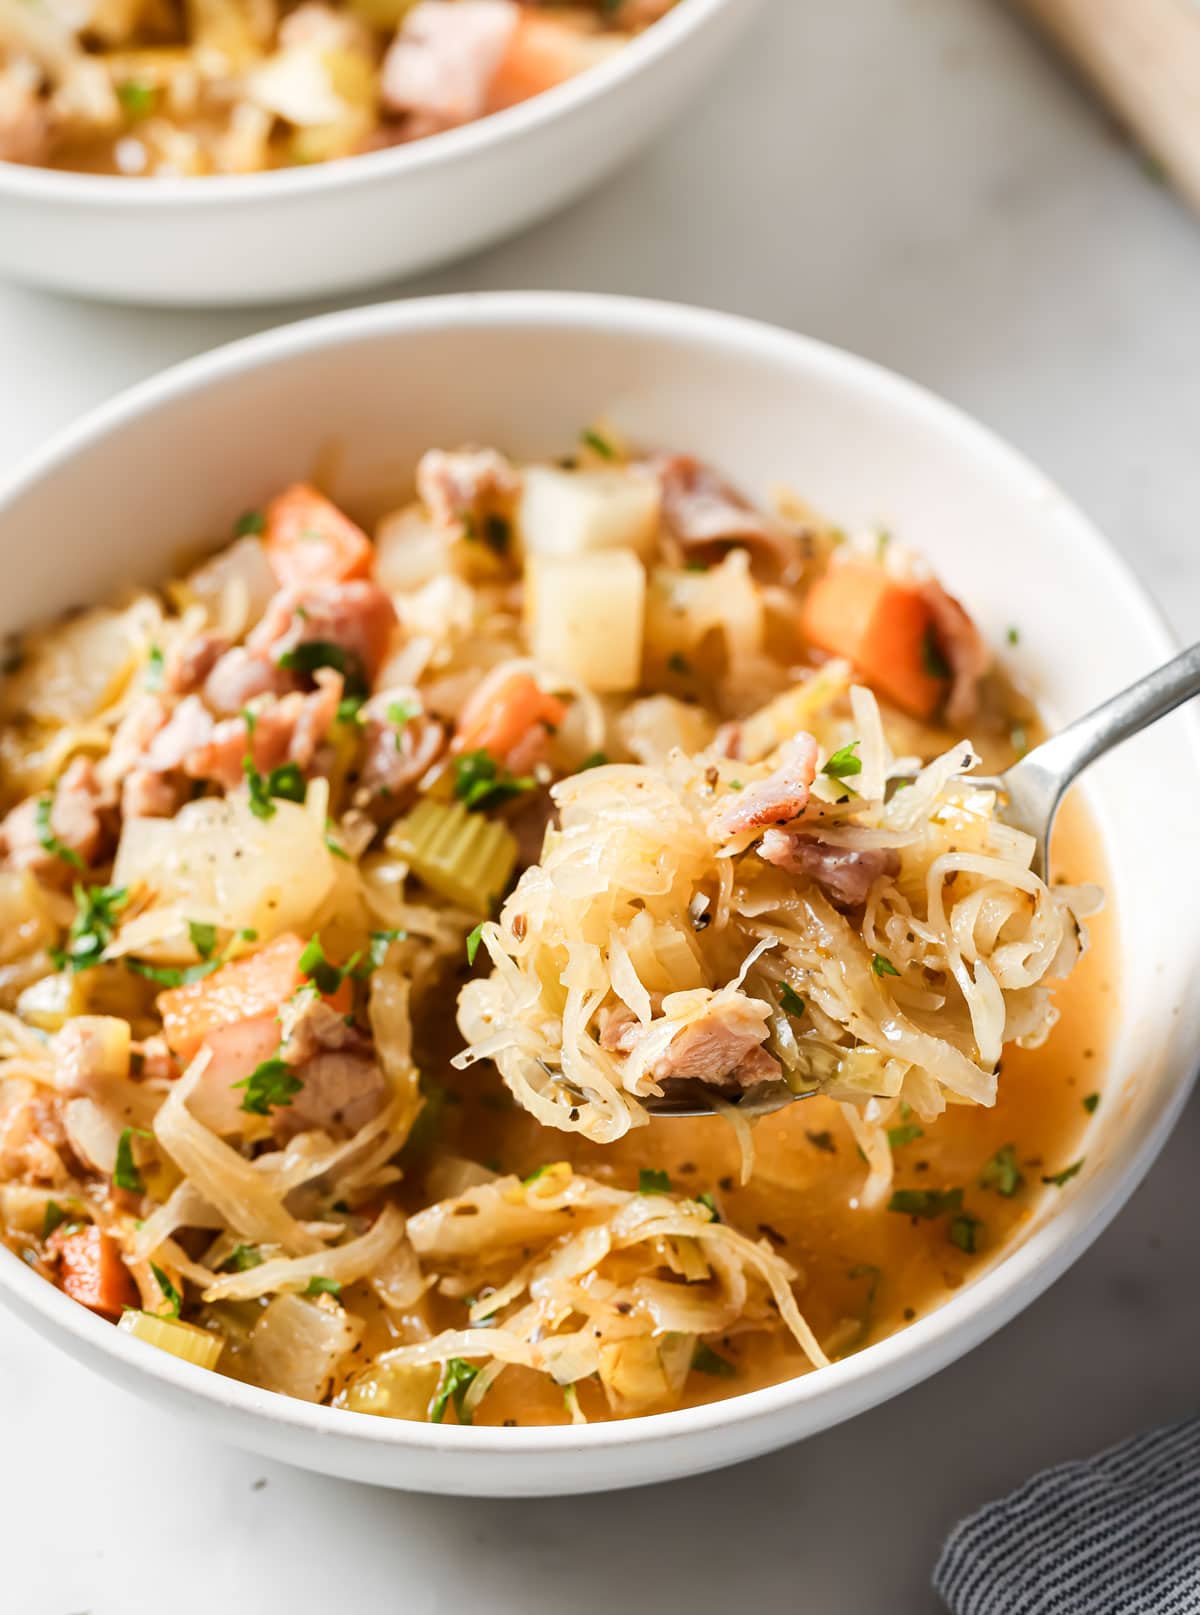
<box><xmin>453</xmin><ymin>670</ymin><xmax>567</xmax><ymax>763</ymax></box>
<box><xmin>158</xmin><ymin>934</ymin><xmax>352</xmax><ymax>1061</ymax></box>
<box><xmin>263</xmin><ymin>484</ymin><xmax>373</xmax><ymax>588</ymax></box>
<box><xmin>800</xmin><ymin>563</ymin><xmax>947</xmax><ymax>718</ymax></box>
<box><xmin>51</xmin><ymin>1226</ymin><xmax>138</xmax><ymax>1318</ymax></box>
<box><xmin>488</xmin><ymin>14</ymin><xmax>610</xmax><ymax>110</ymax></box>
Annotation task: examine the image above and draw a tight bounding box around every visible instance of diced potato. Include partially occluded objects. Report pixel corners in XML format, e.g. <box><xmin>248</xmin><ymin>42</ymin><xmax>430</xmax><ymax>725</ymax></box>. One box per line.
<box><xmin>516</xmin><ymin>466</ymin><xmax>661</xmax><ymax>562</ymax></box>
<box><xmin>112</xmin><ymin>796</ymin><xmax>338</xmax><ymax>944</ymax></box>
<box><xmin>525</xmin><ymin>548</ymin><xmax>645</xmax><ymax>693</ymax></box>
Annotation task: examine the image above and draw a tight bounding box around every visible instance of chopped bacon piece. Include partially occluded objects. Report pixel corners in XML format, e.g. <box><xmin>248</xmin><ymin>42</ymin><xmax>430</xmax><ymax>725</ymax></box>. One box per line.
<box><xmin>360</xmin><ymin>689</ymin><xmax>446</xmax><ymax>802</ymax></box>
<box><xmin>416</xmin><ymin>446</ymin><xmax>519</xmax><ymax>531</ymax></box>
<box><xmin>381</xmin><ymin>1</ymin><xmax>519</xmax><ymax>130</ymax></box>
<box><xmin>0</xmin><ymin>758</ymin><xmax>109</xmax><ymax>880</ymax></box>
<box><xmin>707</xmin><ymin>735</ymin><xmax>818</xmax><ymax>842</ymax></box>
<box><xmin>919</xmin><ymin>580</ymin><xmax>990</xmax><ymax>728</ymax></box>
<box><xmin>247</xmin><ymin>580</ymin><xmax>397</xmax><ymax>687</ymax></box>
<box><xmin>273</xmin><ymin>997</ymin><xmax>388</xmax><ymax>1143</ymax></box>
<box><xmin>203</xmin><ymin>646</ymin><xmax>293</xmax><ymax>715</ymax></box>
<box><xmin>758</xmin><ymin>831</ymin><xmax>900</xmax><ymax>910</ymax></box>
<box><xmin>650</xmin><ymin>994</ymin><xmax>780</xmax><ymax>1089</ymax></box>
<box><xmin>183</xmin><ymin>670</ymin><xmax>342</xmax><ymax>791</ymax></box>
<box><xmin>652</xmin><ymin>454</ymin><xmax>797</xmax><ymax>572</ymax></box>
<box><xmin>164</xmin><ymin>631</ymin><xmax>230</xmax><ymax>696</ymax></box>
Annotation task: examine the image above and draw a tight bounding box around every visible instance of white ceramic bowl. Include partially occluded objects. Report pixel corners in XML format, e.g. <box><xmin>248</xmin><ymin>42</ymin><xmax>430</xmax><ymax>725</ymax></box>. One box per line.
<box><xmin>0</xmin><ymin>0</ymin><xmax>759</xmax><ymax>307</ymax></box>
<box><xmin>1</xmin><ymin>293</ymin><xmax>1197</xmax><ymax>1495</ymax></box>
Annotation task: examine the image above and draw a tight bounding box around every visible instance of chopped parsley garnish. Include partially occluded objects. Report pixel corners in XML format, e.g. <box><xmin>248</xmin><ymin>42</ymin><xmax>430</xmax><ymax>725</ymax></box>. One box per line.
<box><xmin>113</xmin><ymin>1126</ymin><xmax>151</xmax><ymax>1194</ymax></box>
<box><xmin>579</xmin><ymin>751</ymin><xmax>609</xmax><ymax>771</ymax></box>
<box><xmin>1006</xmin><ymin>626</ymin><xmax>1020</xmax><ymax>646</ymax></box>
<box><xmin>41</xmin><ymin>1199</ymin><xmax>71</xmax><ymax>1241</ymax></box>
<box><xmin>871</xmin><ymin>953</ymin><xmax>901</xmax><ymax>978</ymax></box>
<box><xmin>779</xmin><ymin>982</ymin><xmax>806</xmax><ymax>1017</ymax></box>
<box><xmin>244</xmin><ymin>748</ymin><xmax>307</xmax><ymax>820</ymax></box>
<box><xmin>145</xmin><ymin>643</ymin><xmax>165</xmax><ymax>691</ymax></box>
<box><xmin>666</xmin><ymin>652</ymin><xmax>691</xmax><ymax>677</ymax></box>
<box><xmin>979</xmin><ymin>1143</ymin><xmax>1024</xmax><ymax>1197</ymax></box>
<box><xmin>386</xmin><ymin>698</ymin><xmax>420</xmax><ymax>738</ymax></box>
<box><xmin>1082</xmin><ymin>1092</ymin><xmax>1100</xmax><ymax>1114</ymax></box>
<box><xmin>949</xmin><ymin>1213</ymin><xmax>983</xmax><ymax>1254</ymax></box>
<box><xmin>638</xmin><ymin>1168</ymin><xmax>671</xmax><ymax>1196</ymax></box>
<box><xmin>222</xmin><ymin>1244</ymin><xmax>263</xmax><ymax>1273</ymax></box>
<box><xmin>430</xmin><ymin>1357</ymin><xmax>479</xmax><ymax>1424</ymax></box>
<box><xmin>150</xmin><ymin>1262</ymin><xmax>182</xmax><ymax>1318</ymax></box>
<box><xmin>324</xmin><ymin>825</ymin><xmax>350</xmax><ymax>861</ymax></box>
<box><xmin>581</xmin><ymin>428</ymin><xmax>616</xmax><ymax>460</ymax></box>
<box><xmin>117</xmin><ymin>79</ymin><xmax>155</xmax><ymax>117</ymax></box>
<box><xmin>188</xmin><ymin>920</ymin><xmax>218</xmax><ymax>961</ymax></box>
<box><xmin>887</xmin><ymin>1122</ymin><xmax>924</xmax><ymax>1149</ymax></box>
<box><xmin>304</xmin><ymin>1276</ymin><xmax>342</xmax><ymax>1297</ymax></box>
<box><xmin>277</xmin><ymin>640</ymin><xmax>367</xmax><ymax>697</ymax></box>
<box><xmin>695</xmin><ymin>1191</ymin><xmax>720</xmax><ymax>1222</ymax></box>
<box><xmin>234</xmin><ymin>509</ymin><xmax>266</xmax><ymax>537</ymax></box>
<box><xmin>692</xmin><ymin>1342</ymin><xmax>736</xmax><ymax>1378</ymax></box>
<box><xmin>822</xmin><ymin>741</ymin><xmax>862</xmax><ymax>781</ymax></box>
<box><xmin>336</xmin><ymin>694</ymin><xmax>365</xmax><ymax>726</ymax></box>
<box><xmin>465</xmin><ymin>923</ymin><xmax>485</xmax><ymax>967</ymax></box>
<box><xmin>54</xmin><ymin>883</ymin><xmax>129</xmax><ymax>973</ymax></box>
<box><xmin>297</xmin><ymin>935</ymin><xmax>362</xmax><ymax>996</ymax></box>
<box><xmin>236</xmin><ymin>1057</ymin><xmax>302</xmax><ymax>1117</ymax></box>
<box><xmin>126</xmin><ymin>956</ymin><xmax>219</xmax><ymax>989</ymax></box>
<box><xmin>35</xmin><ymin>795</ymin><xmax>85</xmax><ymax>872</ymax></box>
<box><xmin>452</xmin><ymin>749</ymin><xmax>534</xmax><ymax>812</ymax></box>
<box><xmin>921</xmin><ymin>627</ymin><xmax>952</xmax><ymax>681</ymax></box>
<box><xmin>523</xmin><ymin>1163</ymin><xmax>554</xmax><ymax>1186</ymax></box>
<box><xmin>1042</xmin><ymin>1159</ymin><xmax>1084</xmax><ymax>1188</ymax></box>
<box><xmin>887</xmin><ymin>1187</ymin><xmax>963</xmax><ymax>1219</ymax></box>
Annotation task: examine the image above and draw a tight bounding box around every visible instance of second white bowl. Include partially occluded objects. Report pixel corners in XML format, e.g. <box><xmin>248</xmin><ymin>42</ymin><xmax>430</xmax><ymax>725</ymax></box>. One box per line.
<box><xmin>0</xmin><ymin>0</ymin><xmax>759</xmax><ymax>307</ymax></box>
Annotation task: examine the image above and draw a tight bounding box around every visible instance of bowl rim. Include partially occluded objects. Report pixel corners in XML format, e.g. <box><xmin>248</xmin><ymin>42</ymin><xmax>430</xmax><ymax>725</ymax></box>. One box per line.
<box><xmin>0</xmin><ymin>0</ymin><xmax>738</xmax><ymax>210</ymax></box>
<box><xmin>0</xmin><ymin>290</ymin><xmax>1196</xmax><ymax>1461</ymax></box>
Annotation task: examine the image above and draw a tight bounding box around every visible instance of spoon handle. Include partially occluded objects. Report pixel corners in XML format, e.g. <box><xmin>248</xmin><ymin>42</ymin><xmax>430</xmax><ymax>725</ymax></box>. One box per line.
<box><xmin>1002</xmin><ymin>639</ymin><xmax>1200</xmax><ymax>873</ymax></box>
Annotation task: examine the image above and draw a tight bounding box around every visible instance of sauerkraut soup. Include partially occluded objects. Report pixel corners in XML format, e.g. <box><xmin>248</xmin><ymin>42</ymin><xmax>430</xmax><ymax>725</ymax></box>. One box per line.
<box><xmin>0</xmin><ymin>1</ymin><xmax>677</xmax><ymax>177</ymax></box>
<box><xmin>0</xmin><ymin>432</ymin><xmax>1109</xmax><ymax>1426</ymax></box>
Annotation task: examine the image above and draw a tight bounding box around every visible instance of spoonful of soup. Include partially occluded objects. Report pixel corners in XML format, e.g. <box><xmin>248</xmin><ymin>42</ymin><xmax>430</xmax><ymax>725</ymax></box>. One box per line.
<box><xmin>457</xmin><ymin>643</ymin><xmax>1199</xmax><ymax>1130</ymax></box>
<box><xmin>641</xmin><ymin>641</ymin><xmax>1200</xmax><ymax>1118</ymax></box>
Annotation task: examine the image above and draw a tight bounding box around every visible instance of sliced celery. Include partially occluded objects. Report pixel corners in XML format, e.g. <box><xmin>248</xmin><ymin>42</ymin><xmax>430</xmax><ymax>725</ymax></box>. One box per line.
<box><xmin>387</xmin><ymin>799</ymin><xmax>517</xmax><ymax>915</ymax></box>
<box><xmin>119</xmin><ymin>1310</ymin><xmax>224</xmax><ymax>1371</ymax></box>
<box><xmin>341</xmin><ymin>1361</ymin><xmax>441</xmax><ymax>1421</ymax></box>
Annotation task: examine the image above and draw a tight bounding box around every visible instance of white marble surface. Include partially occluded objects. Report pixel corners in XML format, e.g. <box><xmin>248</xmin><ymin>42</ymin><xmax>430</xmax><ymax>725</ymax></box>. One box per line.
<box><xmin>2</xmin><ymin>2</ymin><xmax>1198</xmax><ymax>1610</ymax></box>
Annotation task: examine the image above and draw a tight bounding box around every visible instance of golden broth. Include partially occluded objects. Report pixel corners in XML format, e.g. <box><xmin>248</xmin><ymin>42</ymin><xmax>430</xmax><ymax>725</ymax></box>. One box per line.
<box><xmin>382</xmin><ymin>790</ymin><xmax>1113</xmax><ymax>1427</ymax></box>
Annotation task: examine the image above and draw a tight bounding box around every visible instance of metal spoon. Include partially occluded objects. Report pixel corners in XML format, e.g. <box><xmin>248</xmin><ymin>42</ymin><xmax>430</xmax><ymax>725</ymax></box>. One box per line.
<box><xmin>643</xmin><ymin>640</ymin><xmax>1200</xmax><ymax>1119</ymax></box>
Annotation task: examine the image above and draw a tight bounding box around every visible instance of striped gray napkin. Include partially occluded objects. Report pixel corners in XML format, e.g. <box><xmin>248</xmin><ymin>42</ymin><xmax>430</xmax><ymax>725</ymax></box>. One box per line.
<box><xmin>934</xmin><ymin>1417</ymin><xmax>1200</xmax><ymax>1614</ymax></box>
